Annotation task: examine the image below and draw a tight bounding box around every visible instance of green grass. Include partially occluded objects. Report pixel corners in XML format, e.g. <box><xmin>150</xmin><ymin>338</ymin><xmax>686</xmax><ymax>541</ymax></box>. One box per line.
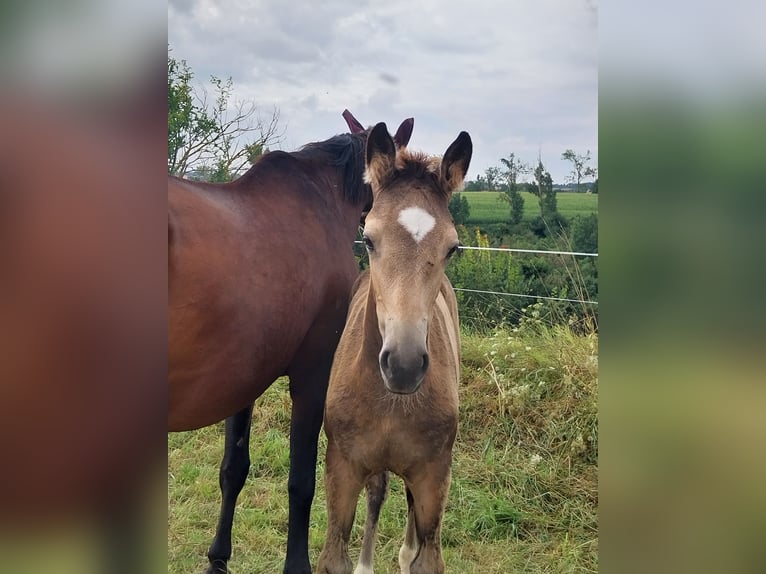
<box><xmin>462</xmin><ymin>191</ymin><xmax>598</xmax><ymax>224</ymax></box>
<box><xmin>168</xmin><ymin>321</ymin><xmax>598</xmax><ymax>573</ymax></box>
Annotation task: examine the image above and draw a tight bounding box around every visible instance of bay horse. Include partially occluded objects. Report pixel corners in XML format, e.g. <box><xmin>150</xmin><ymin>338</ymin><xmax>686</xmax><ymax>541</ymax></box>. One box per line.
<box><xmin>168</xmin><ymin>112</ymin><xmax>414</xmax><ymax>574</ymax></box>
<box><xmin>317</xmin><ymin>123</ymin><xmax>472</xmax><ymax>574</ymax></box>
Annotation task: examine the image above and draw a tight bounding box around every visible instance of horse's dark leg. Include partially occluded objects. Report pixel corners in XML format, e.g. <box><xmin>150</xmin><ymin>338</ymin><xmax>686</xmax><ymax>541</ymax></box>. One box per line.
<box><xmin>283</xmin><ymin>365</ymin><xmax>331</xmax><ymax>574</ymax></box>
<box><xmin>205</xmin><ymin>404</ymin><xmax>254</xmax><ymax>574</ymax></box>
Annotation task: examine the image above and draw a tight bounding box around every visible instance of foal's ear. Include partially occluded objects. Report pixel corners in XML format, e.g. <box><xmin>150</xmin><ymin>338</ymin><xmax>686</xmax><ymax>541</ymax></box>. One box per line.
<box><xmin>394</xmin><ymin>117</ymin><xmax>414</xmax><ymax>148</ymax></box>
<box><xmin>441</xmin><ymin>131</ymin><xmax>472</xmax><ymax>195</ymax></box>
<box><xmin>365</xmin><ymin>122</ymin><xmax>396</xmax><ymax>189</ymax></box>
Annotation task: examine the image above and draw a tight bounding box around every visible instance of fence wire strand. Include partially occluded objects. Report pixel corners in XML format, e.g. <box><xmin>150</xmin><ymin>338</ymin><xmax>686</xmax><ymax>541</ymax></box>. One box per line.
<box><xmin>453</xmin><ymin>287</ymin><xmax>597</xmax><ymax>305</ymax></box>
<box><xmin>457</xmin><ymin>245</ymin><xmax>597</xmax><ymax>257</ymax></box>
<box><xmin>353</xmin><ymin>241</ymin><xmax>598</xmax><ymax>306</ymax></box>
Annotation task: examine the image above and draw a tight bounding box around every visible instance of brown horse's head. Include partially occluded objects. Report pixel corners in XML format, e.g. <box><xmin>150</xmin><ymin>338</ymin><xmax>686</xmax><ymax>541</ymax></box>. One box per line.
<box><xmin>361</xmin><ymin>123</ymin><xmax>472</xmax><ymax>394</ymax></box>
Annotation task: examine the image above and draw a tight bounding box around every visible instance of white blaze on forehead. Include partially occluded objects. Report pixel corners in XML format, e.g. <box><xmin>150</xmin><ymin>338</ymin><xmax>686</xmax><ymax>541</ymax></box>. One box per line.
<box><xmin>397</xmin><ymin>206</ymin><xmax>435</xmax><ymax>243</ymax></box>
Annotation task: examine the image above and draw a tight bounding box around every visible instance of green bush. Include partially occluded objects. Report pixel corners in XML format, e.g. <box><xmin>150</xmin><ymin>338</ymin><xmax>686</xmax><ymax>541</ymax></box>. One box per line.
<box><xmin>529</xmin><ymin>212</ymin><xmax>569</xmax><ymax>238</ymax></box>
<box><xmin>570</xmin><ymin>213</ymin><xmax>598</xmax><ymax>254</ymax></box>
<box><xmin>446</xmin><ymin>227</ymin><xmax>527</xmax><ymax>330</ymax></box>
<box><xmin>449</xmin><ymin>193</ymin><xmax>471</xmax><ymax>225</ymax></box>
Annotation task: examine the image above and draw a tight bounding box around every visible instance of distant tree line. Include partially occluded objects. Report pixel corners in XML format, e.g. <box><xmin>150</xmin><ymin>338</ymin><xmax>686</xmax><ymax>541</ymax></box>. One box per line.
<box><xmin>454</xmin><ymin>149</ymin><xmax>597</xmax><ymax>235</ymax></box>
<box><xmin>463</xmin><ymin>150</ymin><xmax>597</xmax><ymax>194</ymax></box>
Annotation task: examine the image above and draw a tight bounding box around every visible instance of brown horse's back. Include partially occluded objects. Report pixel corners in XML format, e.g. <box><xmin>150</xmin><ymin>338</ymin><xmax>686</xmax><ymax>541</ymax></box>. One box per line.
<box><xmin>168</xmin><ymin>160</ymin><xmax>359</xmax><ymax>431</ymax></box>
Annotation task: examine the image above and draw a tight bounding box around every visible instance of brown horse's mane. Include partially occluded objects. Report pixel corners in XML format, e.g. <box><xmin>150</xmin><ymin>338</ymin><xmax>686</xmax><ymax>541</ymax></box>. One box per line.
<box><xmin>238</xmin><ymin>132</ymin><xmax>372</xmax><ymax>207</ymax></box>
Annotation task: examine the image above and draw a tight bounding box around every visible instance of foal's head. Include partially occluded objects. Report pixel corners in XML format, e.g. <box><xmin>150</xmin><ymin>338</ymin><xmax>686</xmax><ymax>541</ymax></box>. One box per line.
<box><xmin>362</xmin><ymin>123</ymin><xmax>472</xmax><ymax>394</ymax></box>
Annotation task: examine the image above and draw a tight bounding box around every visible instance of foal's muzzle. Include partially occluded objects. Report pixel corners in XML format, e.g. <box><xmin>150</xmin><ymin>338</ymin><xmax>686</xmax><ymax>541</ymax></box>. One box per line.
<box><xmin>379</xmin><ymin>347</ymin><xmax>429</xmax><ymax>394</ymax></box>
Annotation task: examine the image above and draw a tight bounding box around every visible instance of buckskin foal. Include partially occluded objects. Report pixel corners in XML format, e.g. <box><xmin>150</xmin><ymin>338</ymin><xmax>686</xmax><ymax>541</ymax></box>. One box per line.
<box><xmin>318</xmin><ymin>123</ymin><xmax>472</xmax><ymax>574</ymax></box>
<box><xmin>169</xmin><ymin>113</ymin><xmax>413</xmax><ymax>574</ymax></box>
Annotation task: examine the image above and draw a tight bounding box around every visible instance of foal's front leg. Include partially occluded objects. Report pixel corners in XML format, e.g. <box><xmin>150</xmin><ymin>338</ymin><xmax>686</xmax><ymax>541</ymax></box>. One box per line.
<box><xmin>403</xmin><ymin>460</ymin><xmax>453</xmax><ymax>574</ymax></box>
<box><xmin>398</xmin><ymin>486</ymin><xmax>418</xmax><ymax>574</ymax></box>
<box><xmin>317</xmin><ymin>442</ymin><xmax>365</xmax><ymax>574</ymax></box>
<box><xmin>357</xmin><ymin>472</ymin><xmax>390</xmax><ymax>574</ymax></box>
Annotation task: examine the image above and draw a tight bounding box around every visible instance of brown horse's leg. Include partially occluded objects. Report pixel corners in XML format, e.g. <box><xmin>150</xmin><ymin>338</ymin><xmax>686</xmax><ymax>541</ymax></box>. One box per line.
<box><xmin>284</xmin><ymin>368</ymin><xmax>331</xmax><ymax>574</ymax></box>
<box><xmin>317</xmin><ymin>441</ymin><xmax>365</xmax><ymax>574</ymax></box>
<box><xmin>404</xmin><ymin>461</ymin><xmax>452</xmax><ymax>574</ymax></box>
<box><xmin>356</xmin><ymin>471</ymin><xmax>389</xmax><ymax>573</ymax></box>
<box><xmin>205</xmin><ymin>404</ymin><xmax>254</xmax><ymax>574</ymax></box>
<box><xmin>398</xmin><ymin>486</ymin><xmax>419</xmax><ymax>574</ymax></box>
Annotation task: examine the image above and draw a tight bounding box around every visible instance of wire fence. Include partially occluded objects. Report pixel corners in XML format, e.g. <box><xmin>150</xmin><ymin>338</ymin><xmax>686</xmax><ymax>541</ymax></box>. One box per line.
<box><xmin>458</xmin><ymin>245</ymin><xmax>598</xmax><ymax>258</ymax></box>
<box><xmin>353</xmin><ymin>242</ymin><xmax>599</xmax><ymax>306</ymax></box>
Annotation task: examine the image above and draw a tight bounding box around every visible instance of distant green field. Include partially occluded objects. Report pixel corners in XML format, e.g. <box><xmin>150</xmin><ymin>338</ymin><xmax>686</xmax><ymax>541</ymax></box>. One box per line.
<box><xmin>462</xmin><ymin>191</ymin><xmax>598</xmax><ymax>224</ymax></box>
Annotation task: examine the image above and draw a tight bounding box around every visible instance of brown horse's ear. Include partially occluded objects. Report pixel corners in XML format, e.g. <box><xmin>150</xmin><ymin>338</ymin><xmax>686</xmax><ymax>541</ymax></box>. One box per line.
<box><xmin>394</xmin><ymin>117</ymin><xmax>414</xmax><ymax>148</ymax></box>
<box><xmin>342</xmin><ymin>109</ymin><xmax>365</xmax><ymax>134</ymax></box>
<box><xmin>440</xmin><ymin>131</ymin><xmax>472</xmax><ymax>196</ymax></box>
<box><xmin>365</xmin><ymin>122</ymin><xmax>396</xmax><ymax>190</ymax></box>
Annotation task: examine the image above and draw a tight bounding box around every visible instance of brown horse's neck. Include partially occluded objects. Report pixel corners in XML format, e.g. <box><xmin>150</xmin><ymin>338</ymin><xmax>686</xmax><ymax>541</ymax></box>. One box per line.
<box><xmin>299</xmin><ymin>151</ymin><xmax>371</xmax><ymax>244</ymax></box>
<box><xmin>309</xmin><ymin>163</ymin><xmax>365</xmax><ymax>244</ymax></box>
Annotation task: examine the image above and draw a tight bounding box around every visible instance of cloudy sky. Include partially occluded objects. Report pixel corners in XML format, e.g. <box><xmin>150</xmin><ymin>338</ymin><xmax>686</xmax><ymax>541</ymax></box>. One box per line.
<box><xmin>168</xmin><ymin>0</ymin><xmax>597</xmax><ymax>183</ymax></box>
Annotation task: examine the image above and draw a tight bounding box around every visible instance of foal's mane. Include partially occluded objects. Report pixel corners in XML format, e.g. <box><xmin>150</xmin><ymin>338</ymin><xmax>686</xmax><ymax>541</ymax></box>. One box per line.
<box><xmin>384</xmin><ymin>148</ymin><xmax>447</xmax><ymax>198</ymax></box>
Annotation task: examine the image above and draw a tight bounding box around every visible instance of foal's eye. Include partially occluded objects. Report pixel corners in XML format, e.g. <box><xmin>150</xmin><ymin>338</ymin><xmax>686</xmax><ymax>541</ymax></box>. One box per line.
<box><xmin>446</xmin><ymin>244</ymin><xmax>460</xmax><ymax>260</ymax></box>
<box><xmin>363</xmin><ymin>236</ymin><xmax>375</xmax><ymax>252</ymax></box>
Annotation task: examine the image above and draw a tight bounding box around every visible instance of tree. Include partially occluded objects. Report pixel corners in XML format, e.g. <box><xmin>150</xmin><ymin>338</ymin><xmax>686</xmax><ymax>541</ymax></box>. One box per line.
<box><xmin>168</xmin><ymin>52</ymin><xmax>283</xmax><ymax>180</ymax></box>
<box><xmin>591</xmin><ymin>177</ymin><xmax>598</xmax><ymax>194</ymax></box>
<box><xmin>499</xmin><ymin>153</ymin><xmax>529</xmax><ymax>224</ymax></box>
<box><xmin>448</xmin><ymin>193</ymin><xmax>470</xmax><ymax>225</ymax></box>
<box><xmin>531</xmin><ymin>156</ymin><xmax>557</xmax><ymax>217</ymax></box>
<box><xmin>484</xmin><ymin>166</ymin><xmax>501</xmax><ymax>191</ymax></box>
<box><xmin>570</xmin><ymin>213</ymin><xmax>598</xmax><ymax>254</ymax></box>
<box><xmin>561</xmin><ymin>149</ymin><xmax>596</xmax><ymax>193</ymax></box>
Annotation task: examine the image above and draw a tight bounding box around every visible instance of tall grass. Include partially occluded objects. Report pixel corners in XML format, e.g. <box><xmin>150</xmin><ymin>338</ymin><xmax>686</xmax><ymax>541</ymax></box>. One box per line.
<box><xmin>168</xmin><ymin>318</ymin><xmax>598</xmax><ymax>573</ymax></box>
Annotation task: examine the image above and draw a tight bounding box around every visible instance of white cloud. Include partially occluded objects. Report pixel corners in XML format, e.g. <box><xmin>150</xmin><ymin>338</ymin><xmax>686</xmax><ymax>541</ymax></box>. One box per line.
<box><xmin>169</xmin><ymin>0</ymin><xmax>598</xmax><ymax>182</ymax></box>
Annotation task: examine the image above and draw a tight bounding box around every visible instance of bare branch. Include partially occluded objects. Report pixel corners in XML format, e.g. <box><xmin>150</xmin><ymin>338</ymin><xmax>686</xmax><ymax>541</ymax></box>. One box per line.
<box><xmin>168</xmin><ymin>68</ymin><xmax>284</xmax><ymax>179</ymax></box>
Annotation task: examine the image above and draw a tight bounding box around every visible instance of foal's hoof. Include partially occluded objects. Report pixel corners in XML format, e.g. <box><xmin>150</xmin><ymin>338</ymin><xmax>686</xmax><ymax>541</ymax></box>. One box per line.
<box><xmin>204</xmin><ymin>559</ymin><xmax>228</xmax><ymax>574</ymax></box>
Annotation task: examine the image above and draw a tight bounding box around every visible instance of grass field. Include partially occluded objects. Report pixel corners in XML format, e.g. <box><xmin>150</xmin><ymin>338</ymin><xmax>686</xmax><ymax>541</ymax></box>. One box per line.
<box><xmin>463</xmin><ymin>191</ymin><xmax>598</xmax><ymax>224</ymax></box>
<box><xmin>168</xmin><ymin>321</ymin><xmax>598</xmax><ymax>573</ymax></box>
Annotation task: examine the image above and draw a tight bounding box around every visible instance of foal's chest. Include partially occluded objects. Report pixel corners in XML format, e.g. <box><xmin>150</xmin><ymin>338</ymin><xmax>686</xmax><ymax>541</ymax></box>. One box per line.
<box><xmin>327</xmin><ymin>389</ymin><xmax>458</xmax><ymax>476</ymax></box>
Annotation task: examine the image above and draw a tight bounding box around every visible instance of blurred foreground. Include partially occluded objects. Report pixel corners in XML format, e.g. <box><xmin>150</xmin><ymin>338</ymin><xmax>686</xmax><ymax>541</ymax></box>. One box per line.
<box><xmin>0</xmin><ymin>1</ymin><xmax>166</xmax><ymax>573</ymax></box>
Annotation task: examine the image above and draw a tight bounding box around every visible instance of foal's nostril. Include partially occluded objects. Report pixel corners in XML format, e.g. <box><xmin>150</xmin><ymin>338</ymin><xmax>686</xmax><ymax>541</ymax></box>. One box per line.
<box><xmin>421</xmin><ymin>353</ymin><xmax>429</xmax><ymax>373</ymax></box>
<box><xmin>380</xmin><ymin>350</ymin><xmax>391</xmax><ymax>373</ymax></box>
